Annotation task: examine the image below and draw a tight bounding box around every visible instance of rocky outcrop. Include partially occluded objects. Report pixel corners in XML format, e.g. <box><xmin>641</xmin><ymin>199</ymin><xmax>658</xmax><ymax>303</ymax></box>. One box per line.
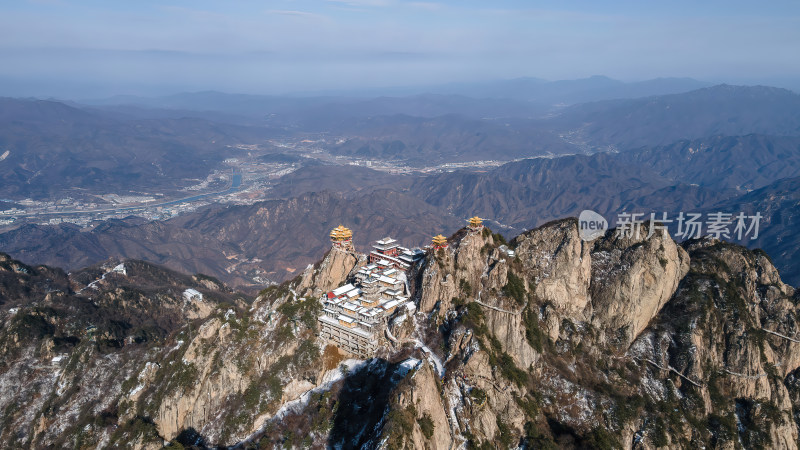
<box><xmin>147</xmin><ymin>317</ymin><xmax>266</xmax><ymax>441</ymax></box>
<box><xmin>513</xmin><ymin>219</ymin><xmax>592</xmax><ymax>317</ymax></box>
<box><xmin>505</xmin><ymin>217</ymin><xmax>691</xmax><ymax>355</ymax></box>
<box><xmin>512</xmin><ymin>219</ymin><xmax>690</xmax><ymax>347</ymax></box>
<box><xmin>415</xmin><ymin>228</ymin><xmax>543</xmax><ymax>370</ymax></box>
<box><xmin>627</xmin><ymin>240</ymin><xmax>800</xmax><ymax>449</ymax></box>
<box><xmin>590</xmin><ymin>222</ymin><xmax>690</xmax><ymax>345</ymax></box>
<box><xmin>417</xmin><ymin>229</ymin><xmax>515</xmax><ymax>313</ymax></box>
<box><xmin>418</xmin><ymin>229</ymin><xmax>495</xmax><ymax>314</ymax></box>
<box><xmin>297</xmin><ymin>246</ymin><xmax>360</xmax><ymax>297</ymax></box>
<box><xmin>425</xmin><ymin>219</ymin><xmax>800</xmax><ymax>449</ymax></box>
<box><xmin>394</xmin><ymin>362</ymin><xmax>454</xmax><ymax>449</ymax></box>
<box><xmin>481</xmin><ymin>303</ymin><xmax>539</xmax><ymax>370</ymax></box>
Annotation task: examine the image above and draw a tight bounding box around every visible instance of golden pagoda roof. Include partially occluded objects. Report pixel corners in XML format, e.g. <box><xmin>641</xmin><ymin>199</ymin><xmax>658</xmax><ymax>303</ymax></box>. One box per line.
<box><xmin>468</xmin><ymin>216</ymin><xmax>483</xmax><ymax>227</ymax></box>
<box><xmin>330</xmin><ymin>225</ymin><xmax>353</xmax><ymax>241</ymax></box>
<box><xmin>432</xmin><ymin>234</ymin><xmax>447</xmax><ymax>245</ymax></box>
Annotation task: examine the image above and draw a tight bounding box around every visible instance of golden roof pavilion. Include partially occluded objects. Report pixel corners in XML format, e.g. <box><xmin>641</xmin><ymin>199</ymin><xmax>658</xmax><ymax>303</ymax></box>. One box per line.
<box><xmin>468</xmin><ymin>216</ymin><xmax>483</xmax><ymax>228</ymax></box>
<box><xmin>431</xmin><ymin>234</ymin><xmax>448</xmax><ymax>248</ymax></box>
<box><xmin>330</xmin><ymin>225</ymin><xmax>353</xmax><ymax>242</ymax></box>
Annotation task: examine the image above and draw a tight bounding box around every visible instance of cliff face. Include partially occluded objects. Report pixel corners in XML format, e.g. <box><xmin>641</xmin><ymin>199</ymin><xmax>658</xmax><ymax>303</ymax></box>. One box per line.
<box><xmin>0</xmin><ymin>253</ymin><xmax>351</xmax><ymax>449</ymax></box>
<box><xmin>418</xmin><ymin>228</ymin><xmax>498</xmax><ymax>315</ymax></box>
<box><xmin>0</xmin><ymin>258</ymin><xmax>255</xmax><ymax>448</ymax></box>
<box><xmin>386</xmin><ymin>219</ymin><xmax>800</xmax><ymax>449</ymax></box>
<box><xmin>297</xmin><ymin>246</ymin><xmax>361</xmax><ymax>297</ymax></box>
<box><xmin>628</xmin><ymin>240</ymin><xmax>800</xmax><ymax>448</ymax></box>
<box><xmin>390</xmin><ymin>362</ymin><xmax>453</xmax><ymax>450</ymax></box>
<box><xmin>589</xmin><ymin>221</ymin><xmax>690</xmax><ymax>346</ymax></box>
<box><xmin>514</xmin><ymin>218</ymin><xmax>592</xmax><ymax>318</ymax></box>
<box><xmin>511</xmin><ymin>218</ymin><xmax>690</xmax><ymax>345</ymax></box>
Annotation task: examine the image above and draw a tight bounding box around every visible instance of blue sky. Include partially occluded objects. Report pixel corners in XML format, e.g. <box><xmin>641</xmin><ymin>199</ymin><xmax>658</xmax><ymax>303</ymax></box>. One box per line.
<box><xmin>1</xmin><ymin>0</ymin><xmax>799</xmax><ymax>97</ymax></box>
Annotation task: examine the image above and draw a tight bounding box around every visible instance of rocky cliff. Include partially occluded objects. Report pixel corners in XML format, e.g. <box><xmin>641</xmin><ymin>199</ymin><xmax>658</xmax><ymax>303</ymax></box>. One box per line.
<box><xmin>297</xmin><ymin>246</ymin><xmax>361</xmax><ymax>298</ymax></box>
<box><xmin>1</xmin><ymin>215</ymin><xmax>799</xmax><ymax>449</ymax></box>
<box><xmin>0</xmin><ymin>249</ymin><xmax>358</xmax><ymax>448</ymax></box>
<box><xmin>385</xmin><ymin>219</ymin><xmax>800</xmax><ymax>448</ymax></box>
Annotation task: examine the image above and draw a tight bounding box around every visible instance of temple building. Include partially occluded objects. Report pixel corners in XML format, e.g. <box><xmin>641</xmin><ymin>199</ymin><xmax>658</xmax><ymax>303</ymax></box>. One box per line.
<box><xmin>467</xmin><ymin>216</ymin><xmax>484</xmax><ymax>233</ymax></box>
<box><xmin>319</xmin><ymin>236</ymin><xmax>422</xmax><ymax>357</ymax></box>
<box><xmin>330</xmin><ymin>225</ymin><xmax>354</xmax><ymax>251</ymax></box>
<box><xmin>368</xmin><ymin>236</ymin><xmax>424</xmax><ymax>270</ymax></box>
<box><xmin>431</xmin><ymin>234</ymin><xmax>448</xmax><ymax>250</ymax></box>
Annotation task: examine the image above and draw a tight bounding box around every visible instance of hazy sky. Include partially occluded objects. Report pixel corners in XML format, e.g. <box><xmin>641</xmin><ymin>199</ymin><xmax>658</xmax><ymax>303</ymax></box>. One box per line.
<box><xmin>1</xmin><ymin>0</ymin><xmax>799</xmax><ymax>97</ymax></box>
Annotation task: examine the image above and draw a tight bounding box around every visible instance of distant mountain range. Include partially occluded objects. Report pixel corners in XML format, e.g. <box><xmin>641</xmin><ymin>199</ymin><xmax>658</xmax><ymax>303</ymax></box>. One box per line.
<box><xmin>420</xmin><ymin>75</ymin><xmax>714</xmax><ymax>104</ymax></box>
<box><xmin>707</xmin><ymin>176</ymin><xmax>800</xmax><ymax>287</ymax></box>
<box><xmin>4</xmin><ymin>136</ymin><xmax>799</xmax><ymax>287</ymax></box>
<box><xmin>317</xmin><ymin>85</ymin><xmax>800</xmax><ymax>160</ymax></box>
<box><xmin>76</xmin><ymin>77</ymin><xmax>715</xmax><ymax>130</ymax></box>
<box><xmin>2</xmin><ymin>84</ymin><xmax>798</xmax><ymax>197</ymax></box>
<box><xmin>0</xmin><ymin>190</ymin><xmax>463</xmax><ymax>289</ymax></box>
<box><xmin>408</xmin><ymin>153</ymin><xmax>736</xmax><ymax>232</ymax></box>
<box><xmin>617</xmin><ymin>134</ymin><xmax>800</xmax><ymax>191</ymax></box>
<box><xmin>0</xmin><ymin>97</ymin><xmax>277</xmax><ymax>198</ymax></box>
<box><xmin>552</xmin><ymin>85</ymin><xmax>800</xmax><ymax>149</ymax></box>
<box><xmin>1</xmin><ymin>82</ymin><xmax>799</xmax><ymax>287</ymax></box>
<box><xmin>83</xmin><ymin>75</ymin><xmax>714</xmax><ymax>110</ymax></box>
<box><xmin>324</xmin><ymin>115</ymin><xmax>575</xmax><ymax>164</ymax></box>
